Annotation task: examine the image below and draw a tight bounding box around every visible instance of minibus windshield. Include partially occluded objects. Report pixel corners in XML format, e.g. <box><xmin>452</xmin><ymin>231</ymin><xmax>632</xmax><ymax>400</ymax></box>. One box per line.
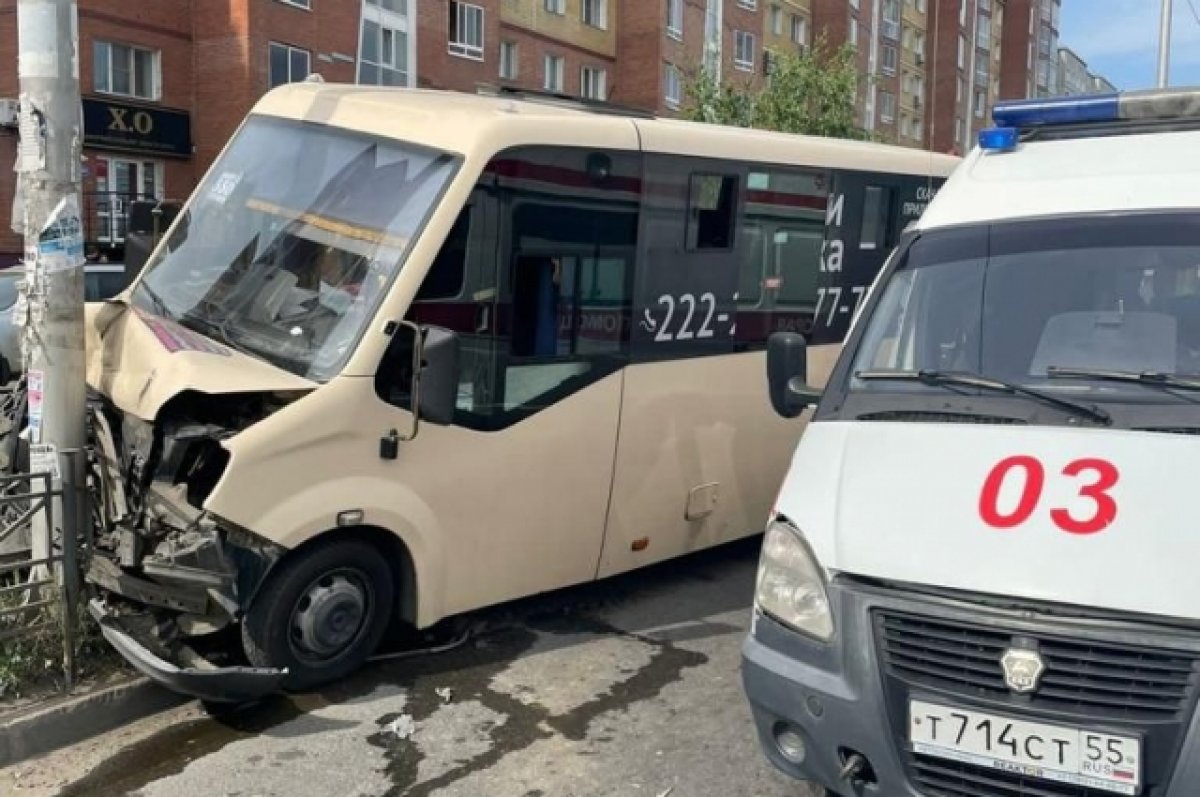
<box><xmin>131</xmin><ymin>115</ymin><xmax>458</xmax><ymax>381</ymax></box>
<box><xmin>848</xmin><ymin>212</ymin><xmax>1200</xmax><ymax>407</ymax></box>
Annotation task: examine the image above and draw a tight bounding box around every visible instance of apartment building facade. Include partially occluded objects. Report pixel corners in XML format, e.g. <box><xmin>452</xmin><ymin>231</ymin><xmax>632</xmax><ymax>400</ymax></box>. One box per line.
<box><xmin>0</xmin><ymin>0</ymin><xmax>417</xmax><ymax>264</ymax></box>
<box><xmin>0</xmin><ymin>0</ymin><xmax>1052</xmax><ymax>264</ymax></box>
<box><xmin>1054</xmin><ymin>46</ymin><xmax>1115</xmax><ymax>97</ymax></box>
<box><xmin>999</xmin><ymin>0</ymin><xmax>1058</xmax><ymax>99</ymax></box>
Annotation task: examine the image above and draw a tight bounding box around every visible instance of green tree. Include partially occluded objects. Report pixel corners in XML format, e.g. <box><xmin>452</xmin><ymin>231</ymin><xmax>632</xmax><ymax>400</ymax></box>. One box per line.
<box><xmin>684</xmin><ymin>35</ymin><xmax>871</xmax><ymax>141</ymax></box>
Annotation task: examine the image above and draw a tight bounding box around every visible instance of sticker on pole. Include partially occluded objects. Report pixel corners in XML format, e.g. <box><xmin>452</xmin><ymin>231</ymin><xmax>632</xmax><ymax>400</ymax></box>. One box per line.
<box><xmin>27</xmin><ymin>368</ymin><xmax>43</xmax><ymax>444</ymax></box>
<box><xmin>29</xmin><ymin>443</ymin><xmax>59</xmax><ymax>480</ymax></box>
<box><xmin>36</xmin><ymin>195</ymin><xmax>85</xmax><ymax>273</ymax></box>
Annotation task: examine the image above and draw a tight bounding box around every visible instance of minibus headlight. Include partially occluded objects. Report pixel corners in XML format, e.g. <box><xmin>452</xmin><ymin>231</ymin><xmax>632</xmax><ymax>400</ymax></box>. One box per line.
<box><xmin>754</xmin><ymin>519</ymin><xmax>833</xmax><ymax>641</ymax></box>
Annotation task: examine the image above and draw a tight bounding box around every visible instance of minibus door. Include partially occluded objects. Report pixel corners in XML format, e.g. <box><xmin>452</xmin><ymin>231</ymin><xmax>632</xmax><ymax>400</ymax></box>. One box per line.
<box><xmin>394</xmin><ymin>148</ymin><xmax>638</xmax><ymax>616</ymax></box>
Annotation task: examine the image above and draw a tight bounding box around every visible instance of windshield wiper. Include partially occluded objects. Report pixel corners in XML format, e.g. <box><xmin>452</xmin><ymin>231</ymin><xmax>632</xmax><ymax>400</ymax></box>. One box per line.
<box><xmin>856</xmin><ymin>369</ymin><xmax>1112</xmax><ymax>425</ymax></box>
<box><xmin>1047</xmin><ymin>366</ymin><xmax>1200</xmax><ymax>394</ymax></box>
<box><xmin>132</xmin><ymin>280</ymin><xmax>172</xmax><ymax>320</ymax></box>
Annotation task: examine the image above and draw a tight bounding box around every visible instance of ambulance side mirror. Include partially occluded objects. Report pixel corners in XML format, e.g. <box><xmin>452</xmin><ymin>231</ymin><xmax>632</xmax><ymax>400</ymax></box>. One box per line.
<box><xmin>767</xmin><ymin>332</ymin><xmax>822</xmax><ymax>418</ymax></box>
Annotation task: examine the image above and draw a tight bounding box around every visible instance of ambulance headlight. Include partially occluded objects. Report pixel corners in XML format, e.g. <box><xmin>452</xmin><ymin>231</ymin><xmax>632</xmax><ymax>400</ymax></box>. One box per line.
<box><xmin>755</xmin><ymin>519</ymin><xmax>833</xmax><ymax>641</ymax></box>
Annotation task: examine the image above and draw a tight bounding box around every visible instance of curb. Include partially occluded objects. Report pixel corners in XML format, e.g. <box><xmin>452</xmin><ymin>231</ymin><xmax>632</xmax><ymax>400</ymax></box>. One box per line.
<box><xmin>0</xmin><ymin>678</ymin><xmax>190</xmax><ymax>768</ymax></box>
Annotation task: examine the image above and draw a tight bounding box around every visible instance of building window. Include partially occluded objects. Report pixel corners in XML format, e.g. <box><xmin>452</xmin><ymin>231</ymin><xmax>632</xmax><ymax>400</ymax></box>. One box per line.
<box><xmin>849</xmin><ymin>17</ymin><xmax>859</xmax><ymax>47</ymax></box>
<box><xmin>667</xmin><ymin>0</ymin><xmax>683</xmax><ymax>38</ymax></box>
<box><xmin>882</xmin><ymin>44</ymin><xmax>897</xmax><ymax>76</ymax></box>
<box><xmin>449</xmin><ymin>2</ymin><xmax>484</xmax><ymax>59</ymax></box>
<box><xmin>268</xmin><ymin>42</ymin><xmax>310</xmax><ymax>88</ymax></box>
<box><xmin>975</xmin><ymin>58</ymin><xmax>989</xmax><ymax>87</ymax></box>
<box><xmin>880</xmin><ymin>91</ymin><xmax>896</xmax><ymax>123</ymax></box>
<box><xmin>882</xmin><ymin>0</ymin><xmax>900</xmax><ymax>40</ymax></box>
<box><xmin>93</xmin><ymin>41</ymin><xmax>161</xmax><ymax>100</ymax></box>
<box><xmin>358</xmin><ymin>13</ymin><xmax>410</xmax><ymax>87</ymax></box>
<box><xmin>850</xmin><ymin>0</ymin><xmax>860</xmax><ymax>8</ymax></box>
<box><xmin>664</xmin><ymin>63</ymin><xmax>682</xmax><ymax>108</ymax></box>
<box><xmin>366</xmin><ymin>0</ymin><xmax>407</xmax><ymax>9</ymax></box>
<box><xmin>544</xmin><ymin>54</ymin><xmax>565</xmax><ymax>91</ymax></box>
<box><xmin>737</xmin><ymin>0</ymin><xmax>757</xmax><ymax>8</ymax></box>
<box><xmin>582</xmin><ymin>0</ymin><xmax>608</xmax><ymax>29</ymax></box>
<box><xmin>734</xmin><ymin>31</ymin><xmax>755</xmax><ymax>71</ymax></box>
<box><xmin>581</xmin><ymin>66</ymin><xmax>607</xmax><ymax>100</ymax></box>
<box><xmin>276</xmin><ymin>0</ymin><xmax>311</xmax><ymax>8</ymax></box>
<box><xmin>957</xmin><ymin>34</ymin><xmax>965</xmax><ymax>69</ymax></box>
<box><xmin>977</xmin><ymin>13</ymin><xmax>991</xmax><ymax>49</ymax></box>
<box><xmin>915</xmin><ymin>31</ymin><xmax>925</xmax><ymax>58</ymax></box>
<box><xmin>545</xmin><ymin>0</ymin><xmax>565</xmax><ymax>13</ymax></box>
<box><xmin>955</xmin><ymin>116</ymin><xmax>963</xmax><ymax>145</ymax></box>
<box><xmin>974</xmin><ymin>89</ymin><xmax>985</xmax><ymax>118</ymax></box>
<box><xmin>791</xmin><ymin>14</ymin><xmax>806</xmax><ymax>45</ymax></box>
<box><xmin>913</xmin><ymin>117</ymin><xmax>922</xmax><ymax>140</ymax></box>
<box><xmin>500</xmin><ymin>40</ymin><xmax>519</xmax><ymax>79</ymax></box>
<box><xmin>770</xmin><ymin>5</ymin><xmax>784</xmax><ymax>36</ymax></box>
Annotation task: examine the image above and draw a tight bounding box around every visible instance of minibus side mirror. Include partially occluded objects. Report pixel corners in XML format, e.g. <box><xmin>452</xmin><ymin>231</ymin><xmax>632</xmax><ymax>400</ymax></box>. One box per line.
<box><xmin>767</xmin><ymin>332</ymin><xmax>822</xmax><ymax>418</ymax></box>
<box><xmin>380</xmin><ymin>322</ymin><xmax>459</xmax><ymax>441</ymax></box>
<box><xmin>417</xmin><ymin>325</ymin><xmax>459</xmax><ymax>426</ymax></box>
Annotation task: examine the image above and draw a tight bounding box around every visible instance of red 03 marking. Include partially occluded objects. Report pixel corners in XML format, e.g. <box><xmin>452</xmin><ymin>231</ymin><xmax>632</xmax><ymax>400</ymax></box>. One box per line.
<box><xmin>979</xmin><ymin>456</ymin><xmax>1120</xmax><ymax>535</ymax></box>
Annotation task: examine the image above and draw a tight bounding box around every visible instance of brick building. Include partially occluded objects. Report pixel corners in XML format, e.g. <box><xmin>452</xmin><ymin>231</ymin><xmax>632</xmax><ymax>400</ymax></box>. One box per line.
<box><xmin>0</xmin><ymin>0</ymin><xmax>1051</xmax><ymax>264</ymax></box>
<box><xmin>0</xmin><ymin>0</ymin><xmax>407</xmax><ymax>264</ymax></box>
<box><xmin>999</xmin><ymin>0</ymin><xmax>1058</xmax><ymax>100</ymax></box>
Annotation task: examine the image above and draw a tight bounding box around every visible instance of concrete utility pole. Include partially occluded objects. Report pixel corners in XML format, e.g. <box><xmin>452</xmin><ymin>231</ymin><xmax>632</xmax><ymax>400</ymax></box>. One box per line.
<box><xmin>15</xmin><ymin>0</ymin><xmax>86</xmax><ymax>566</ymax></box>
<box><xmin>1157</xmin><ymin>0</ymin><xmax>1173</xmax><ymax>88</ymax></box>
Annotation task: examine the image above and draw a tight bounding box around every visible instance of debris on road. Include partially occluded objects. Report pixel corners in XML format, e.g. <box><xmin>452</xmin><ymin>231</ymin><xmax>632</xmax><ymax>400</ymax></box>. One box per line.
<box><xmin>435</xmin><ymin>687</ymin><xmax>453</xmax><ymax>704</ymax></box>
<box><xmin>385</xmin><ymin>714</ymin><xmax>416</xmax><ymax>740</ymax></box>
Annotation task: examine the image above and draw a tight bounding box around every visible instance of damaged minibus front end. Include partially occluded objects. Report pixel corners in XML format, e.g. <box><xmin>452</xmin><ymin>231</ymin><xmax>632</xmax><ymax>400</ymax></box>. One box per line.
<box><xmin>85</xmin><ymin>300</ymin><xmax>315</xmax><ymax>702</ymax></box>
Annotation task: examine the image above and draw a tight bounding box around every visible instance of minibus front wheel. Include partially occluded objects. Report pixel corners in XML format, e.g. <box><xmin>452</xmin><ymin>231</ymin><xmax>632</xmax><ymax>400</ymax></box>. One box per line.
<box><xmin>240</xmin><ymin>537</ymin><xmax>395</xmax><ymax>691</ymax></box>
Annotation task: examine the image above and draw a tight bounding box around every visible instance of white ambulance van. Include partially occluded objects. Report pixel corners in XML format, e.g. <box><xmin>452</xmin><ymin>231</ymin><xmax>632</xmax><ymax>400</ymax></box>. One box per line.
<box><xmin>742</xmin><ymin>88</ymin><xmax>1200</xmax><ymax>797</ymax></box>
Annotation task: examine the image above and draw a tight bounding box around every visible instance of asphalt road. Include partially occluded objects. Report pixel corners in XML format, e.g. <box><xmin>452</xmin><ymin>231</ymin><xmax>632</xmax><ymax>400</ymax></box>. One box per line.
<box><xmin>2</xmin><ymin>537</ymin><xmax>820</xmax><ymax>797</ymax></box>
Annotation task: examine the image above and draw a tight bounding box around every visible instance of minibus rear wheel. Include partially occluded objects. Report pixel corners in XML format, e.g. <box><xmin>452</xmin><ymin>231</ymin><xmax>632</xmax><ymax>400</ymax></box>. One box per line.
<box><xmin>241</xmin><ymin>537</ymin><xmax>394</xmax><ymax>691</ymax></box>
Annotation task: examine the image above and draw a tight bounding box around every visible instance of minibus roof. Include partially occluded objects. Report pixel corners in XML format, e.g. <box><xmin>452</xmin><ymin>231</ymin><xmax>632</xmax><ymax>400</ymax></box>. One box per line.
<box><xmin>249</xmin><ymin>83</ymin><xmax>959</xmax><ymax>179</ymax></box>
<box><xmin>918</xmin><ymin>87</ymin><xmax>1200</xmax><ymax>232</ymax></box>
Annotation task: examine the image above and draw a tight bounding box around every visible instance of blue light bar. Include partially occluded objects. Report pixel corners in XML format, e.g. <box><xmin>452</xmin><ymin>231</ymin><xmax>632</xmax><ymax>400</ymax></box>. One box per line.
<box><xmin>992</xmin><ymin>86</ymin><xmax>1200</xmax><ymax>131</ymax></box>
<box><xmin>993</xmin><ymin>93</ymin><xmax>1120</xmax><ymax>128</ymax></box>
<box><xmin>978</xmin><ymin>127</ymin><xmax>1019</xmax><ymax>151</ymax></box>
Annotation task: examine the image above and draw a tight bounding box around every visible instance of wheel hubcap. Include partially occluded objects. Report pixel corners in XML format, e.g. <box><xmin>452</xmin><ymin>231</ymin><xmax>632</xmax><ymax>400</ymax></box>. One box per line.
<box><xmin>290</xmin><ymin>572</ymin><xmax>369</xmax><ymax>662</ymax></box>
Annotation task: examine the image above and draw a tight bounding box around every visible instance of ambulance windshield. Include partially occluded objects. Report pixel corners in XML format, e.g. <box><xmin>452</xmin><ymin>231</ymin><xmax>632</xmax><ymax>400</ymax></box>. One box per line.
<box><xmin>130</xmin><ymin>115</ymin><xmax>458</xmax><ymax>382</ymax></box>
<box><xmin>850</xmin><ymin>212</ymin><xmax>1200</xmax><ymax>404</ymax></box>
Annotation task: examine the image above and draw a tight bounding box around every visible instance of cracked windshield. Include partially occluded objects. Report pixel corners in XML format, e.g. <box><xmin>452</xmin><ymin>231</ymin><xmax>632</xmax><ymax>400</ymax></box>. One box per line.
<box><xmin>131</xmin><ymin>116</ymin><xmax>457</xmax><ymax>381</ymax></box>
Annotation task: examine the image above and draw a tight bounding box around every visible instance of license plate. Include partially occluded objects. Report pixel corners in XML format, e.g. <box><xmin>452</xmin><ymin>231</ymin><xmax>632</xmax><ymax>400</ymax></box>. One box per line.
<box><xmin>909</xmin><ymin>699</ymin><xmax>1142</xmax><ymax>795</ymax></box>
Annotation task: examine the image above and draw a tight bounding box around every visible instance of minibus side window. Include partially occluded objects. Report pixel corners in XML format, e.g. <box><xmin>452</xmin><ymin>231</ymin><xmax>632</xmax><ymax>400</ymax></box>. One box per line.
<box><xmin>736</xmin><ymin>167</ymin><xmax>828</xmax><ymax>346</ymax></box>
<box><xmin>401</xmin><ymin>147</ymin><xmax>639</xmax><ymax>431</ymax></box>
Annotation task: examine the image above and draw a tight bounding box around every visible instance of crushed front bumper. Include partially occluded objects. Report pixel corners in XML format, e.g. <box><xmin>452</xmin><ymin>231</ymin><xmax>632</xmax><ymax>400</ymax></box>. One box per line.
<box><xmin>88</xmin><ymin>599</ymin><xmax>285</xmax><ymax>704</ymax></box>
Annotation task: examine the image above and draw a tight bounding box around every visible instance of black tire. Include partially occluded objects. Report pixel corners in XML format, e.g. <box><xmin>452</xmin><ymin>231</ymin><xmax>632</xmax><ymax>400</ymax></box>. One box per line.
<box><xmin>241</xmin><ymin>538</ymin><xmax>394</xmax><ymax>692</ymax></box>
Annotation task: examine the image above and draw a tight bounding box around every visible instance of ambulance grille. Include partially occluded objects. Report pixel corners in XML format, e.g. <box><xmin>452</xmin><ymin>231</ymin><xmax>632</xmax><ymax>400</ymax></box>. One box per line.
<box><xmin>911</xmin><ymin>754</ymin><xmax>1101</xmax><ymax>797</ymax></box>
<box><xmin>876</xmin><ymin>611</ymin><xmax>1200</xmax><ymax>718</ymax></box>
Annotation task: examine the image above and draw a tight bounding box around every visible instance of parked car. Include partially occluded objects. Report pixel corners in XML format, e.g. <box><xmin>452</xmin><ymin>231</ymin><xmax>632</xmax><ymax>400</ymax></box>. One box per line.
<box><xmin>0</xmin><ymin>263</ymin><xmax>128</xmax><ymax>383</ymax></box>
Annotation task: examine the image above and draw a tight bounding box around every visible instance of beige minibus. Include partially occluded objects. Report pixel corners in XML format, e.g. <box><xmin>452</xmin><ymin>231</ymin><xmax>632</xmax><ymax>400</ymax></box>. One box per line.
<box><xmin>82</xmin><ymin>83</ymin><xmax>957</xmax><ymax>701</ymax></box>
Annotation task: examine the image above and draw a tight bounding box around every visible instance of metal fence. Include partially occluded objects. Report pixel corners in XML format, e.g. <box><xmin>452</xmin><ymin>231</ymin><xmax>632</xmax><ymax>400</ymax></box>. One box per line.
<box><xmin>0</xmin><ymin>448</ymin><xmax>89</xmax><ymax>691</ymax></box>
